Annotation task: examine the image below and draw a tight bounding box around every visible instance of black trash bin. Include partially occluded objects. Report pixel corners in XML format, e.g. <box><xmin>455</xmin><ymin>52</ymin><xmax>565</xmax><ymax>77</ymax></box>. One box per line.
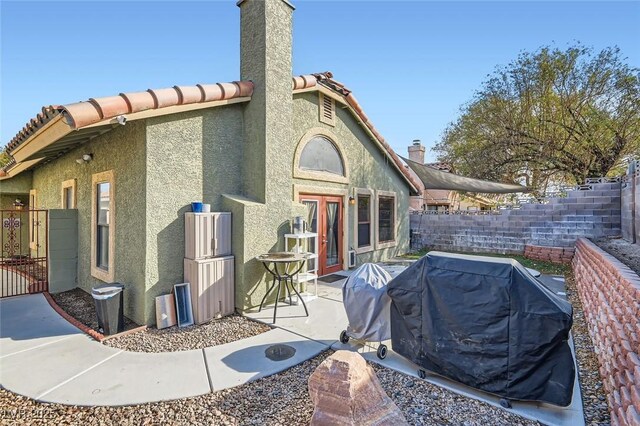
<box><xmin>91</xmin><ymin>283</ymin><xmax>125</xmax><ymax>335</ymax></box>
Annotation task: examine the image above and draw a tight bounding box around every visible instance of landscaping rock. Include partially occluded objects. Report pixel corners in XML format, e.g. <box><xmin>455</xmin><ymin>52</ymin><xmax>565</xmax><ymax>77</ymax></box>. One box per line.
<box><xmin>103</xmin><ymin>314</ymin><xmax>271</xmax><ymax>353</ymax></box>
<box><xmin>308</xmin><ymin>350</ymin><xmax>408</xmax><ymax>426</ymax></box>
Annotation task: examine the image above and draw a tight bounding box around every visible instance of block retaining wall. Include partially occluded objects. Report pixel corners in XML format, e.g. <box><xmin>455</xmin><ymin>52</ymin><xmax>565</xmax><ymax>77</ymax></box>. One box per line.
<box><xmin>411</xmin><ymin>182</ymin><xmax>622</xmax><ymax>256</ymax></box>
<box><xmin>573</xmin><ymin>238</ymin><xmax>640</xmax><ymax>426</ymax></box>
<box><xmin>523</xmin><ymin>244</ymin><xmax>575</xmax><ymax>264</ymax></box>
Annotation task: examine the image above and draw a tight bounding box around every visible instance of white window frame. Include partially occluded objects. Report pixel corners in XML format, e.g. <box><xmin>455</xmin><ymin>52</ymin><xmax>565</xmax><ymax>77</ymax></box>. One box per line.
<box><xmin>354</xmin><ymin>188</ymin><xmax>374</xmax><ymax>254</ymax></box>
<box><xmin>375</xmin><ymin>190</ymin><xmax>397</xmax><ymax>249</ymax></box>
<box><xmin>91</xmin><ymin>170</ymin><xmax>115</xmax><ymax>282</ymax></box>
<box><xmin>61</xmin><ymin>179</ymin><xmax>77</xmax><ymax>209</ymax></box>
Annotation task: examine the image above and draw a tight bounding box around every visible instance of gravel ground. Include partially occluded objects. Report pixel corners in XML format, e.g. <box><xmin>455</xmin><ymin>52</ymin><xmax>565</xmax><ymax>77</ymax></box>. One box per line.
<box><xmin>0</xmin><ymin>349</ymin><xmax>542</xmax><ymax>426</ymax></box>
<box><xmin>565</xmin><ymin>271</ymin><xmax>611</xmax><ymax>425</ymax></box>
<box><xmin>594</xmin><ymin>236</ymin><xmax>640</xmax><ymax>276</ymax></box>
<box><xmin>104</xmin><ymin>314</ymin><xmax>272</xmax><ymax>352</ymax></box>
<box><xmin>50</xmin><ymin>288</ymin><xmax>138</xmax><ymax>333</ymax></box>
<box><xmin>372</xmin><ymin>365</ymin><xmax>539</xmax><ymax>426</ymax></box>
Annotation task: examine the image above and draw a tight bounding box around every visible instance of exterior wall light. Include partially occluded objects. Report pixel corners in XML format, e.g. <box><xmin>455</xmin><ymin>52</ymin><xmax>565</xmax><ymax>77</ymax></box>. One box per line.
<box><xmin>349</xmin><ymin>196</ymin><xmax>356</xmax><ymax>206</ymax></box>
<box><xmin>76</xmin><ymin>154</ymin><xmax>93</xmax><ymax>164</ymax></box>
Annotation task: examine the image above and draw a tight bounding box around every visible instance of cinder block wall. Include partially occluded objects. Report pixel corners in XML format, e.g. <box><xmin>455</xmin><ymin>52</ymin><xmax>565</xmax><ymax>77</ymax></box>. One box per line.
<box><xmin>411</xmin><ymin>182</ymin><xmax>622</xmax><ymax>255</ymax></box>
<box><xmin>573</xmin><ymin>238</ymin><xmax>640</xmax><ymax>425</ymax></box>
<box><xmin>621</xmin><ymin>164</ymin><xmax>638</xmax><ymax>243</ymax></box>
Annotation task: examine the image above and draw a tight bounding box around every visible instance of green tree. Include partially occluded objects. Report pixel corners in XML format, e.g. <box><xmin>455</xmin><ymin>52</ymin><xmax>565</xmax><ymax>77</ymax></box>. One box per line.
<box><xmin>435</xmin><ymin>45</ymin><xmax>640</xmax><ymax>193</ymax></box>
<box><xmin>0</xmin><ymin>150</ymin><xmax>10</xmax><ymax>168</ymax></box>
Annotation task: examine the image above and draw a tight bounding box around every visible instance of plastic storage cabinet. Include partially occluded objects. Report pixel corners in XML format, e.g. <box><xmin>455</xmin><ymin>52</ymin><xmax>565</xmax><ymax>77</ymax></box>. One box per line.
<box><xmin>184</xmin><ymin>212</ymin><xmax>234</xmax><ymax>324</ymax></box>
<box><xmin>185</xmin><ymin>212</ymin><xmax>231</xmax><ymax>259</ymax></box>
<box><xmin>184</xmin><ymin>256</ymin><xmax>235</xmax><ymax>323</ymax></box>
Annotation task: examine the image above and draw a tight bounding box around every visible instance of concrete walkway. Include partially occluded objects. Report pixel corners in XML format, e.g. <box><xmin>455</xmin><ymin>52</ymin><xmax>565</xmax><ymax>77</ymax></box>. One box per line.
<box><xmin>1</xmin><ymin>265</ymin><xmax>585</xmax><ymax>425</ymax></box>
<box><xmin>0</xmin><ymin>293</ymin><xmax>326</xmax><ymax>406</ymax></box>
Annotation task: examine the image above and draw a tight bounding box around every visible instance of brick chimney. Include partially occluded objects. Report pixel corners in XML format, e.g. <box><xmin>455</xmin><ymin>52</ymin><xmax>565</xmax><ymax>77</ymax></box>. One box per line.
<box><xmin>408</xmin><ymin>139</ymin><xmax>425</xmax><ymax>164</ymax></box>
<box><xmin>238</xmin><ymin>0</ymin><xmax>294</xmax><ymax>203</ymax></box>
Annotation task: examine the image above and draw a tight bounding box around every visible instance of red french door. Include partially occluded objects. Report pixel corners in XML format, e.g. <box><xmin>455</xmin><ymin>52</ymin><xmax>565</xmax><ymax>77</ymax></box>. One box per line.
<box><xmin>300</xmin><ymin>195</ymin><xmax>343</xmax><ymax>276</ymax></box>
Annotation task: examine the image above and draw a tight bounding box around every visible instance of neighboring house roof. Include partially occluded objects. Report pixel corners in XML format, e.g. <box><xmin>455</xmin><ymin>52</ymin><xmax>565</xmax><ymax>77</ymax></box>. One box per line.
<box><xmin>424</xmin><ymin>189</ymin><xmax>453</xmax><ymax>204</ymax></box>
<box><xmin>2</xmin><ymin>72</ymin><xmax>419</xmax><ymax>194</ymax></box>
<box><xmin>425</xmin><ymin>162</ymin><xmax>452</xmax><ymax>172</ymax></box>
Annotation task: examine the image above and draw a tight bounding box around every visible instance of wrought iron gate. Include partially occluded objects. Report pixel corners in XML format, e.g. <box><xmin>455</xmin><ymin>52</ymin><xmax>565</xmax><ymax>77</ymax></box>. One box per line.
<box><xmin>1</xmin><ymin>209</ymin><xmax>48</xmax><ymax>297</ymax></box>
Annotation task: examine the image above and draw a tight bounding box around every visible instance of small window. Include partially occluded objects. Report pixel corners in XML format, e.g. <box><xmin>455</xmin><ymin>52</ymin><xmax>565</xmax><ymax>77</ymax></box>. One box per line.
<box><xmin>299</xmin><ymin>136</ymin><xmax>344</xmax><ymax>176</ymax></box>
<box><xmin>377</xmin><ymin>193</ymin><xmax>396</xmax><ymax>246</ymax></box>
<box><xmin>61</xmin><ymin>179</ymin><xmax>76</xmax><ymax>209</ymax></box>
<box><xmin>96</xmin><ymin>182</ymin><xmax>110</xmax><ymax>270</ymax></box>
<box><xmin>357</xmin><ymin>193</ymin><xmax>372</xmax><ymax>250</ymax></box>
<box><xmin>92</xmin><ymin>171</ymin><xmax>114</xmax><ymax>282</ymax></box>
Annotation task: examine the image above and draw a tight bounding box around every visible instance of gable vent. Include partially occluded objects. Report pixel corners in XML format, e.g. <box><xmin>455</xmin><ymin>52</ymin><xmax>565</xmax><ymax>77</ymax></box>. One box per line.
<box><xmin>319</xmin><ymin>93</ymin><xmax>336</xmax><ymax>126</ymax></box>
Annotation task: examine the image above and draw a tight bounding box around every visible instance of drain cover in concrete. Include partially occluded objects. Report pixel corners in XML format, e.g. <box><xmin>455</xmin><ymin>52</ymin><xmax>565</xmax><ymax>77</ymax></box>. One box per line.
<box><xmin>265</xmin><ymin>344</ymin><xmax>296</xmax><ymax>361</ymax></box>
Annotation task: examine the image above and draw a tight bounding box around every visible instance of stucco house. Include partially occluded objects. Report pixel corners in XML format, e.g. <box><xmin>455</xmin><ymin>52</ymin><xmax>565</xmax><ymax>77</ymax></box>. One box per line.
<box><xmin>0</xmin><ymin>0</ymin><xmax>419</xmax><ymax>325</ymax></box>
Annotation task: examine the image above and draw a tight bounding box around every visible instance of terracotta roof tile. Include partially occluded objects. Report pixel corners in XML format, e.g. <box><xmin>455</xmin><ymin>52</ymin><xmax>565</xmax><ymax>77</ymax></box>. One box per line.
<box><xmin>235</xmin><ymin>81</ymin><xmax>254</xmax><ymax>98</ymax></box>
<box><xmin>89</xmin><ymin>96</ymin><xmax>130</xmax><ymax>119</ymax></box>
<box><xmin>174</xmin><ymin>85</ymin><xmax>203</xmax><ymax>104</ymax></box>
<box><xmin>5</xmin><ymin>106</ymin><xmax>58</xmax><ymax>153</ymax></box>
<box><xmin>120</xmin><ymin>91</ymin><xmax>156</xmax><ymax>113</ymax></box>
<box><xmin>147</xmin><ymin>87</ymin><xmax>180</xmax><ymax>109</ymax></box>
<box><xmin>292</xmin><ymin>74</ymin><xmax>318</xmax><ymax>90</ymax></box>
<box><xmin>217</xmin><ymin>82</ymin><xmax>240</xmax><ymax>99</ymax></box>
<box><xmin>197</xmin><ymin>84</ymin><xmax>225</xmax><ymax>102</ymax></box>
<box><xmin>62</xmin><ymin>102</ymin><xmax>102</xmax><ymax>128</ymax></box>
<box><xmin>4</xmin><ymin>80</ymin><xmax>256</xmax><ymax>158</ymax></box>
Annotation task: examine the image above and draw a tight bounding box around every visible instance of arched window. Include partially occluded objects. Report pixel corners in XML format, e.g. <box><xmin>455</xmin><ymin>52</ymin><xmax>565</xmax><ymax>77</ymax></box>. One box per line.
<box><xmin>299</xmin><ymin>136</ymin><xmax>345</xmax><ymax>176</ymax></box>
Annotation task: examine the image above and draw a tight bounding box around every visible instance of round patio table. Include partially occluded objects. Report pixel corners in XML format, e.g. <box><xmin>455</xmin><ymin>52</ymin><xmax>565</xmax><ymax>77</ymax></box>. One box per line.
<box><xmin>256</xmin><ymin>252</ymin><xmax>310</xmax><ymax>324</ymax></box>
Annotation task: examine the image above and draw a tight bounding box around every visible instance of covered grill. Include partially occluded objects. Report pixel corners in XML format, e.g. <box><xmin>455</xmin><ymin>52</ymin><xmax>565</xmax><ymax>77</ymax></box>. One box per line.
<box><xmin>387</xmin><ymin>251</ymin><xmax>575</xmax><ymax>406</ymax></box>
<box><xmin>340</xmin><ymin>263</ymin><xmax>392</xmax><ymax>359</ymax></box>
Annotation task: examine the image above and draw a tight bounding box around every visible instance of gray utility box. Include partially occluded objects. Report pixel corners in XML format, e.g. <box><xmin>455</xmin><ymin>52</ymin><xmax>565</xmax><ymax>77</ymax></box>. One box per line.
<box><xmin>184</xmin><ymin>213</ymin><xmax>231</xmax><ymax>259</ymax></box>
<box><xmin>92</xmin><ymin>283</ymin><xmax>125</xmax><ymax>335</ymax></box>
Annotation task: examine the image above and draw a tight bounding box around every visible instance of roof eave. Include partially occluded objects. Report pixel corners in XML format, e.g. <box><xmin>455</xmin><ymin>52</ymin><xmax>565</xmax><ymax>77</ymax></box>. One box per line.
<box><xmin>0</xmin><ymin>157</ymin><xmax>45</xmax><ymax>180</ymax></box>
<box><xmin>10</xmin><ymin>115</ymin><xmax>72</xmax><ymax>163</ymax></box>
<box><xmin>3</xmin><ymin>95</ymin><xmax>253</xmax><ymax>179</ymax></box>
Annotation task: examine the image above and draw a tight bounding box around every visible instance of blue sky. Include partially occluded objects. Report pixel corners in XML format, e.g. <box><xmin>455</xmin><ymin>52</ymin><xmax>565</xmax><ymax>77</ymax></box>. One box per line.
<box><xmin>1</xmin><ymin>1</ymin><xmax>639</xmax><ymax>162</ymax></box>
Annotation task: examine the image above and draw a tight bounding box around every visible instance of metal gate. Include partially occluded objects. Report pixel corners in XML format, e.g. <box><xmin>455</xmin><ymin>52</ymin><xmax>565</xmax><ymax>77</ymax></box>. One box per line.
<box><xmin>1</xmin><ymin>209</ymin><xmax>48</xmax><ymax>297</ymax></box>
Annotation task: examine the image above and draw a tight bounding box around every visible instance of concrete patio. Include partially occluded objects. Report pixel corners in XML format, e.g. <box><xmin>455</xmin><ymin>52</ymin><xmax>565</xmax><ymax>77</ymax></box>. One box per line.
<box><xmin>245</xmin><ymin>262</ymin><xmax>586</xmax><ymax>426</ymax></box>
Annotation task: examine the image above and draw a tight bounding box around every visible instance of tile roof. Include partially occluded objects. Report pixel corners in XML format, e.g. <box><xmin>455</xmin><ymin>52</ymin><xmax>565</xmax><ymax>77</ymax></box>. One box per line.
<box><xmin>426</xmin><ymin>162</ymin><xmax>453</xmax><ymax>172</ymax></box>
<box><xmin>4</xmin><ymin>72</ymin><xmax>420</xmax><ymax>194</ymax></box>
<box><xmin>295</xmin><ymin>72</ymin><xmax>421</xmax><ymax>193</ymax></box>
<box><xmin>5</xmin><ymin>81</ymin><xmax>255</xmax><ymax>154</ymax></box>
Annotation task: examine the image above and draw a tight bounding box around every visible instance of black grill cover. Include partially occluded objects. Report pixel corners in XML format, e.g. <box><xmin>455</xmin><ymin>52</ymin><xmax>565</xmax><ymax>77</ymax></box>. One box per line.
<box><xmin>388</xmin><ymin>252</ymin><xmax>575</xmax><ymax>406</ymax></box>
